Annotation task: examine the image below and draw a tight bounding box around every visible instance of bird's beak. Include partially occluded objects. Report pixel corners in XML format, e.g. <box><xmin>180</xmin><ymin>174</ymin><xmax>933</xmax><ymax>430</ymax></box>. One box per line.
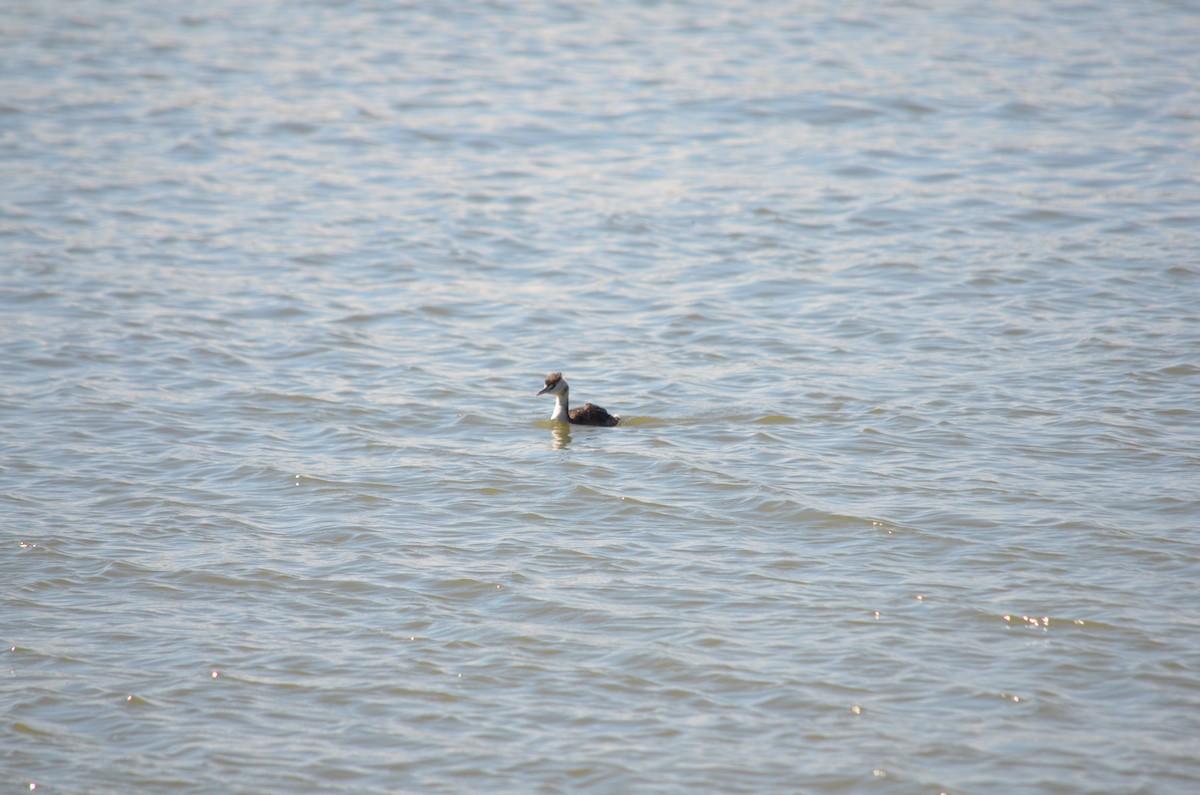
<box><xmin>536</xmin><ymin>385</ymin><xmax>551</xmax><ymax>396</ymax></box>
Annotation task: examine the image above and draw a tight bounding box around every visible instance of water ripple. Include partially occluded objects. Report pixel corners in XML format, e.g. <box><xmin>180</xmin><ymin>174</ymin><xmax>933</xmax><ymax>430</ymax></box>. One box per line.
<box><xmin>4</xmin><ymin>1</ymin><xmax>1200</xmax><ymax>793</ymax></box>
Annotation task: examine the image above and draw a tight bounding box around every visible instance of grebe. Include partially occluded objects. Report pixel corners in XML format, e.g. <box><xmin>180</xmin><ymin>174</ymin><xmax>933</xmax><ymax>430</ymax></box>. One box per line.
<box><xmin>536</xmin><ymin>372</ymin><xmax>620</xmax><ymax>427</ymax></box>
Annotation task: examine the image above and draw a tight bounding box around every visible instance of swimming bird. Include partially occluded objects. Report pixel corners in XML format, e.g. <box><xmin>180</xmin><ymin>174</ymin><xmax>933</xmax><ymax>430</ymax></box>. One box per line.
<box><xmin>536</xmin><ymin>372</ymin><xmax>620</xmax><ymax>427</ymax></box>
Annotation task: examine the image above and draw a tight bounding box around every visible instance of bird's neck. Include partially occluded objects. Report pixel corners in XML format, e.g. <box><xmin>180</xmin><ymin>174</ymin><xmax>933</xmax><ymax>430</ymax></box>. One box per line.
<box><xmin>550</xmin><ymin>390</ymin><xmax>570</xmax><ymax>422</ymax></box>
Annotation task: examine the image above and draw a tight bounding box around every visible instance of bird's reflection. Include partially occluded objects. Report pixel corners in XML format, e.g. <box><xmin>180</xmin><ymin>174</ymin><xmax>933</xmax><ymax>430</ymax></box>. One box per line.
<box><xmin>550</xmin><ymin>423</ymin><xmax>572</xmax><ymax>449</ymax></box>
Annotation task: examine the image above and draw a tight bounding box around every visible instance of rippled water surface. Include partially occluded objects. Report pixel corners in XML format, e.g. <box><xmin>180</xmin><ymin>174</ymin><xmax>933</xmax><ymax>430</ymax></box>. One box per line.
<box><xmin>4</xmin><ymin>1</ymin><xmax>1200</xmax><ymax>793</ymax></box>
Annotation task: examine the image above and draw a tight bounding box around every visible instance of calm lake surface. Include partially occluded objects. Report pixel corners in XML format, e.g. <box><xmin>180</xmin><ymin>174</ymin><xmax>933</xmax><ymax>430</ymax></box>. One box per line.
<box><xmin>3</xmin><ymin>1</ymin><xmax>1199</xmax><ymax>793</ymax></box>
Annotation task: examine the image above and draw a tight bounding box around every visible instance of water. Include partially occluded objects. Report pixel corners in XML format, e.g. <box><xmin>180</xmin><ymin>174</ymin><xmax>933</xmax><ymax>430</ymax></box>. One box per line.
<box><xmin>3</xmin><ymin>1</ymin><xmax>1200</xmax><ymax>792</ymax></box>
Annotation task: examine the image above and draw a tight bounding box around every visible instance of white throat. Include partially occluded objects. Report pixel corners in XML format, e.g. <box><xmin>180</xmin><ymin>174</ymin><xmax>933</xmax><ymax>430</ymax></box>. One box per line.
<box><xmin>549</xmin><ymin>389</ymin><xmax>569</xmax><ymax>421</ymax></box>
